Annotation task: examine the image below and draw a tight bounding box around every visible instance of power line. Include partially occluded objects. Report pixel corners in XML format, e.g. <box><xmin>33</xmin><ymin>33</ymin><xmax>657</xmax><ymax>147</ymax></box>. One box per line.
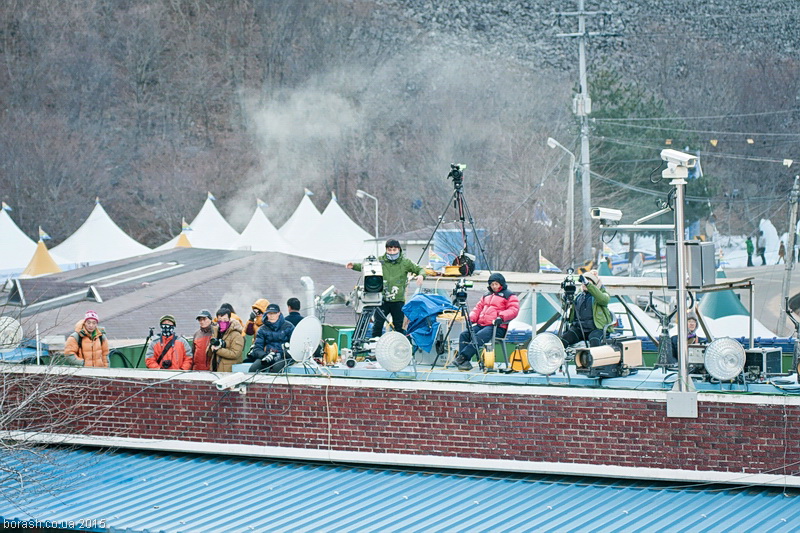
<box><xmin>592</xmin><ymin>108</ymin><xmax>800</xmax><ymax>122</ymax></box>
<box><xmin>594</xmin><ymin>136</ymin><xmax>797</xmax><ymax>165</ymax></box>
<box><xmin>592</xmin><ymin>120</ymin><xmax>800</xmax><ymax>138</ymax></box>
<box><xmin>590</xmin><ymin>169</ymin><xmax>784</xmax><ymax>203</ymax></box>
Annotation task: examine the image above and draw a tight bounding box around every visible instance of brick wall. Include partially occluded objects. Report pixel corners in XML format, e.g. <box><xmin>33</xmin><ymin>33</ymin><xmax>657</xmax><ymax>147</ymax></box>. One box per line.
<box><xmin>27</xmin><ymin>372</ymin><xmax>800</xmax><ymax>476</ymax></box>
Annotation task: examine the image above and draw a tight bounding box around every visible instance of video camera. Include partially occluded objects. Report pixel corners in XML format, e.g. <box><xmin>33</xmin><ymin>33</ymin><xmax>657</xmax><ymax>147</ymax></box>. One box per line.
<box><xmin>561</xmin><ymin>268</ymin><xmax>578</xmax><ymax>304</ymax></box>
<box><xmin>210</xmin><ymin>338</ymin><xmax>226</xmax><ymax>349</ymax></box>
<box><xmin>452</xmin><ymin>278</ymin><xmax>473</xmax><ymax>306</ymax></box>
<box><xmin>447</xmin><ymin>163</ymin><xmax>466</xmax><ymax>189</ymax></box>
<box><xmin>352</xmin><ymin>256</ymin><xmax>383</xmax><ymax>313</ymax></box>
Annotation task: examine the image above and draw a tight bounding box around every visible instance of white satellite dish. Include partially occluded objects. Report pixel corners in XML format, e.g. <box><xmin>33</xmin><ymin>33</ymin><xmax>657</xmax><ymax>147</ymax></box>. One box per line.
<box><xmin>288</xmin><ymin>316</ymin><xmax>322</xmax><ymax>363</ymax></box>
<box><xmin>375</xmin><ymin>331</ymin><xmax>412</xmax><ymax>372</ymax></box>
<box><xmin>0</xmin><ymin>316</ymin><xmax>23</xmax><ymax>353</ymax></box>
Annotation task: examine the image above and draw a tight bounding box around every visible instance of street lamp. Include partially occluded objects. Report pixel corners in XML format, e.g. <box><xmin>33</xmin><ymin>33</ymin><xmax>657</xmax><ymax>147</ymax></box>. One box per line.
<box><xmin>547</xmin><ymin>137</ymin><xmax>576</xmax><ymax>268</ymax></box>
<box><xmin>356</xmin><ymin>189</ymin><xmax>379</xmax><ymax>256</ymax></box>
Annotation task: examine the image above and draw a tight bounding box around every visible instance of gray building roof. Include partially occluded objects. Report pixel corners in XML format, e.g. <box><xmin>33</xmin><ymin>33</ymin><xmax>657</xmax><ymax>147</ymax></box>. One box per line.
<box><xmin>2</xmin><ymin>248</ymin><xmax>361</xmax><ymax>342</ymax></box>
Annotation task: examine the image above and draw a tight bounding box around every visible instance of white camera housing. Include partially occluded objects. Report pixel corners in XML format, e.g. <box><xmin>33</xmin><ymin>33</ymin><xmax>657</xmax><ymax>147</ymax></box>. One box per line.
<box><xmin>660</xmin><ymin>149</ymin><xmax>697</xmax><ymax>168</ymax></box>
<box><xmin>591</xmin><ymin>207</ymin><xmax>623</xmax><ymax>222</ymax></box>
<box><xmin>212</xmin><ymin>372</ymin><xmax>250</xmax><ymax>394</ymax></box>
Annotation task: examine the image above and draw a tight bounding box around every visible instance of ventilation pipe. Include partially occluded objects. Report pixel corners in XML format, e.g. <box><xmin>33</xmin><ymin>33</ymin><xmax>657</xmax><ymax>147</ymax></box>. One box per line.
<box><xmin>300</xmin><ymin>276</ymin><xmax>316</xmax><ymax>318</ymax></box>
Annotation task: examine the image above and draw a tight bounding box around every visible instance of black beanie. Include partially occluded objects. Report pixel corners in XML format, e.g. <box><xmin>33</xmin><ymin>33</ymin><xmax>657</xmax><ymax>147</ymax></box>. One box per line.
<box><xmin>385</xmin><ymin>239</ymin><xmax>401</xmax><ymax>250</ymax></box>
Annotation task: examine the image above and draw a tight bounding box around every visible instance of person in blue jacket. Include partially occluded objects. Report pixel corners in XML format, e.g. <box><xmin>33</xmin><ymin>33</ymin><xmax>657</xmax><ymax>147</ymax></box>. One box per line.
<box><xmin>249</xmin><ymin>303</ymin><xmax>295</xmax><ymax>373</ymax></box>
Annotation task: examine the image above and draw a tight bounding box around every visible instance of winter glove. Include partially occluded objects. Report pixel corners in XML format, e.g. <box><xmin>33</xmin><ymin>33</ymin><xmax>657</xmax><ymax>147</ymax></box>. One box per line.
<box><xmin>578</xmin><ymin>274</ymin><xmax>587</xmax><ymax>285</ymax></box>
<box><xmin>493</xmin><ymin>317</ymin><xmax>503</xmax><ymax>327</ymax></box>
<box><xmin>249</xmin><ymin>311</ymin><xmax>257</xmax><ymax>321</ymax></box>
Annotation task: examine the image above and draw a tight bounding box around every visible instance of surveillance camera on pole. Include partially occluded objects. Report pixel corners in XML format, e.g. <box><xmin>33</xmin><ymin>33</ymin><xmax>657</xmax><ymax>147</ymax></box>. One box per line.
<box><xmin>661</xmin><ymin>148</ymin><xmax>700</xmax><ymax>417</ymax></box>
<box><xmin>590</xmin><ymin>207</ymin><xmax>623</xmax><ymax>223</ymax></box>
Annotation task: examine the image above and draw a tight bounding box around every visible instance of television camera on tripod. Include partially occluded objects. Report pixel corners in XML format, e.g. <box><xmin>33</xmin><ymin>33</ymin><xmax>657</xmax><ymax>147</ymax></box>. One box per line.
<box><xmin>418</xmin><ymin>164</ymin><xmax>490</xmax><ymax>276</ymax></box>
<box><xmin>349</xmin><ymin>256</ymin><xmax>386</xmax><ymax>361</ymax></box>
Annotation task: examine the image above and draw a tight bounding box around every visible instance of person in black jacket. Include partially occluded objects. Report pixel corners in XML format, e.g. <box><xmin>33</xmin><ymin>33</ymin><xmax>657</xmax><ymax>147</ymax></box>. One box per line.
<box><xmin>249</xmin><ymin>303</ymin><xmax>295</xmax><ymax>373</ymax></box>
<box><xmin>285</xmin><ymin>297</ymin><xmax>304</xmax><ymax>326</ymax></box>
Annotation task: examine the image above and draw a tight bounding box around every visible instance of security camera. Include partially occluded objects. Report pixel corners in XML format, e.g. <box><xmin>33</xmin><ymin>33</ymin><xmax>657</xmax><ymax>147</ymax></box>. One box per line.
<box><xmin>591</xmin><ymin>207</ymin><xmax>623</xmax><ymax>222</ymax></box>
<box><xmin>660</xmin><ymin>149</ymin><xmax>697</xmax><ymax>168</ymax></box>
<box><xmin>212</xmin><ymin>373</ymin><xmax>250</xmax><ymax>393</ymax></box>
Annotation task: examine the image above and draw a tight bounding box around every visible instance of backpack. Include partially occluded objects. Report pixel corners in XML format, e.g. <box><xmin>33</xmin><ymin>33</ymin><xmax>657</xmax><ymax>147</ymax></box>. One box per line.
<box><xmin>70</xmin><ymin>330</ymin><xmax>106</xmax><ymax>349</ymax></box>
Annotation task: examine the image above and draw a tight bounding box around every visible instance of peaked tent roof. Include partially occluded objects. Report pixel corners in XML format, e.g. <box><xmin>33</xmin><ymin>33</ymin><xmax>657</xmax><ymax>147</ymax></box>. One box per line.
<box><xmin>0</xmin><ymin>209</ymin><xmax>38</xmax><ymax>273</ymax></box>
<box><xmin>51</xmin><ymin>202</ymin><xmax>151</xmax><ymax>264</ymax></box>
<box><xmin>175</xmin><ymin>232</ymin><xmax>192</xmax><ymax>248</ymax></box>
<box><xmin>295</xmin><ymin>196</ymin><xmax>375</xmax><ymax>263</ymax></box>
<box><xmin>278</xmin><ymin>195</ymin><xmax>322</xmax><ymax>244</ymax></box>
<box><xmin>156</xmin><ymin>197</ymin><xmax>240</xmax><ymax>251</ymax></box>
<box><xmin>235</xmin><ymin>204</ymin><xmax>297</xmax><ymax>254</ymax></box>
<box><xmin>21</xmin><ymin>240</ymin><xmax>62</xmax><ymax>277</ymax></box>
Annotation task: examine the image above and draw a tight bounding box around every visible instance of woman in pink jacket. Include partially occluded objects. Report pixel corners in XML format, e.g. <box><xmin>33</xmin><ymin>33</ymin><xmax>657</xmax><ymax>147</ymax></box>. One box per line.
<box><xmin>454</xmin><ymin>273</ymin><xmax>519</xmax><ymax>371</ymax></box>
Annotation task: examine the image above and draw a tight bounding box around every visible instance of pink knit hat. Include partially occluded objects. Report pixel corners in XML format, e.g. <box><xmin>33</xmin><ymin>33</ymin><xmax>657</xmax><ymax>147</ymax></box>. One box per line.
<box><xmin>84</xmin><ymin>310</ymin><xmax>100</xmax><ymax>323</ymax></box>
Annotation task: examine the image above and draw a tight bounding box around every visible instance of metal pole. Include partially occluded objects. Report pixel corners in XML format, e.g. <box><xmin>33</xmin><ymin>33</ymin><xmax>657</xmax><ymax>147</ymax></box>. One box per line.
<box><xmin>356</xmin><ymin>190</ymin><xmax>379</xmax><ymax>256</ymax></box>
<box><xmin>577</xmin><ymin>0</ymin><xmax>592</xmax><ymax>262</ymax></box>
<box><xmin>548</xmin><ymin>138</ymin><xmax>577</xmax><ymax>268</ymax></box>
<box><xmin>374</xmin><ymin>198</ymin><xmax>379</xmax><ymax>256</ymax></box>
<box><xmin>671</xmin><ymin>175</ymin><xmax>693</xmax><ymax>392</ymax></box>
<box><xmin>569</xmin><ymin>154</ymin><xmax>576</xmax><ymax>268</ymax></box>
<box><xmin>778</xmin><ymin>175</ymin><xmax>800</xmax><ymax>336</ymax></box>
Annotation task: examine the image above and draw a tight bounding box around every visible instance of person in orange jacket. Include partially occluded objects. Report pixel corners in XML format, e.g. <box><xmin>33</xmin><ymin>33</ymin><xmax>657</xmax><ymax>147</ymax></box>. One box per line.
<box><xmin>64</xmin><ymin>310</ymin><xmax>109</xmax><ymax>367</ymax></box>
<box><xmin>244</xmin><ymin>298</ymin><xmax>270</xmax><ymax>337</ymax></box>
<box><xmin>145</xmin><ymin>315</ymin><xmax>193</xmax><ymax>370</ymax></box>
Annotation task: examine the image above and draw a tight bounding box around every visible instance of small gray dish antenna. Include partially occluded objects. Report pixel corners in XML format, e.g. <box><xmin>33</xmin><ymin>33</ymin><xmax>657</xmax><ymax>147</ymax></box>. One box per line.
<box><xmin>288</xmin><ymin>316</ymin><xmax>322</xmax><ymax>363</ymax></box>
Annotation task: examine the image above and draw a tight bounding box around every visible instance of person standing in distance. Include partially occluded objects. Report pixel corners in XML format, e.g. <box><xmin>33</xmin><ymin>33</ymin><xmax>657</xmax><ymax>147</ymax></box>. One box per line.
<box><xmin>346</xmin><ymin>239</ymin><xmax>425</xmax><ymax>337</ymax></box>
<box><xmin>285</xmin><ymin>297</ymin><xmax>304</xmax><ymax>327</ymax></box>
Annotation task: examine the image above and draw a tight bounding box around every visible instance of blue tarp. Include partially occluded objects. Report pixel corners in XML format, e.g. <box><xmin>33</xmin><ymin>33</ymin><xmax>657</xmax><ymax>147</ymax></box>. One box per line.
<box><xmin>402</xmin><ymin>294</ymin><xmax>457</xmax><ymax>352</ymax></box>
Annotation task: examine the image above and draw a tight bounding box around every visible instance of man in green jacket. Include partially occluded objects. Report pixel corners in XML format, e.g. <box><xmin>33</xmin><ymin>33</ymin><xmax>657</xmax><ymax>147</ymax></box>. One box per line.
<box><xmin>346</xmin><ymin>239</ymin><xmax>425</xmax><ymax>337</ymax></box>
<box><xmin>559</xmin><ymin>270</ymin><xmax>614</xmax><ymax>347</ymax></box>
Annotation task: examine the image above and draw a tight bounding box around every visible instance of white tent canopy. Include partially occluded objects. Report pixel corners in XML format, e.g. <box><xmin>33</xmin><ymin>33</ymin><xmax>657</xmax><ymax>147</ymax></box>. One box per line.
<box><xmin>235</xmin><ymin>204</ymin><xmax>297</xmax><ymax>254</ymax></box>
<box><xmin>51</xmin><ymin>202</ymin><xmax>151</xmax><ymax>265</ymax></box>
<box><xmin>296</xmin><ymin>196</ymin><xmax>375</xmax><ymax>264</ymax></box>
<box><xmin>278</xmin><ymin>195</ymin><xmax>322</xmax><ymax>244</ymax></box>
<box><xmin>0</xmin><ymin>209</ymin><xmax>38</xmax><ymax>275</ymax></box>
<box><xmin>156</xmin><ymin>196</ymin><xmax>240</xmax><ymax>251</ymax></box>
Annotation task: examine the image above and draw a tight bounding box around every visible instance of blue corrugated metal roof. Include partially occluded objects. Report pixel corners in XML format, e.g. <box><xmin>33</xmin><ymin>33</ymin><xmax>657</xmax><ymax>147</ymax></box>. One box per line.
<box><xmin>1</xmin><ymin>447</ymin><xmax>798</xmax><ymax>532</ymax></box>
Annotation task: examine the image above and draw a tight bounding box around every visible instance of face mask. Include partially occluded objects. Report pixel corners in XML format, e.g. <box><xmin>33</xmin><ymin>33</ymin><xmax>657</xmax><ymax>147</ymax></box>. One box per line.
<box><xmin>161</xmin><ymin>324</ymin><xmax>175</xmax><ymax>337</ymax></box>
<box><xmin>218</xmin><ymin>321</ymin><xmax>230</xmax><ymax>333</ymax></box>
<box><xmin>386</xmin><ymin>252</ymin><xmax>400</xmax><ymax>261</ymax></box>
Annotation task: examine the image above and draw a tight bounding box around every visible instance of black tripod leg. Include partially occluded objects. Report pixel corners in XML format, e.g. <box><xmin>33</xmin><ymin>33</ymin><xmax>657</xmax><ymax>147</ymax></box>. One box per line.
<box><xmin>432</xmin><ymin>310</ymin><xmax>461</xmax><ymax>369</ymax></box>
<box><xmin>417</xmin><ymin>189</ymin><xmax>459</xmax><ymax>266</ymax></box>
<box><xmin>455</xmin><ymin>192</ymin><xmax>491</xmax><ymax>271</ymax></box>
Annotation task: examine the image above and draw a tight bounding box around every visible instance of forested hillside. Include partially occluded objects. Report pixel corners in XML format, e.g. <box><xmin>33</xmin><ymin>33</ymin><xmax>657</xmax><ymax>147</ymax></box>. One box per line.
<box><xmin>1</xmin><ymin>0</ymin><xmax>798</xmax><ymax>268</ymax></box>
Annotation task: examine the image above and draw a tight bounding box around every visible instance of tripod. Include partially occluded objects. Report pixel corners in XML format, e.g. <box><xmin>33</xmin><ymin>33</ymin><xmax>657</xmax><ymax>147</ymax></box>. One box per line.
<box><xmin>351</xmin><ymin>305</ymin><xmax>388</xmax><ymax>356</ymax></box>
<box><xmin>650</xmin><ymin>291</ymin><xmax>694</xmax><ymax>370</ymax></box>
<box><xmin>418</xmin><ymin>164</ymin><xmax>490</xmax><ymax>274</ymax></box>
<box><xmin>431</xmin><ymin>300</ymin><xmax>479</xmax><ymax>369</ymax></box>
<box><xmin>649</xmin><ymin>291</ymin><xmax>678</xmax><ymax>369</ymax></box>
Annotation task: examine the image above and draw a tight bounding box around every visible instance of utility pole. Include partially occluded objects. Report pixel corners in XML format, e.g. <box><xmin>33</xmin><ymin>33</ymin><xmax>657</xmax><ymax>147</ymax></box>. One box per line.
<box><xmin>555</xmin><ymin>0</ymin><xmax>616</xmax><ymax>263</ymax></box>
<box><xmin>779</xmin><ymin>175</ymin><xmax>800</xmax><ymax>335</ymax></box>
